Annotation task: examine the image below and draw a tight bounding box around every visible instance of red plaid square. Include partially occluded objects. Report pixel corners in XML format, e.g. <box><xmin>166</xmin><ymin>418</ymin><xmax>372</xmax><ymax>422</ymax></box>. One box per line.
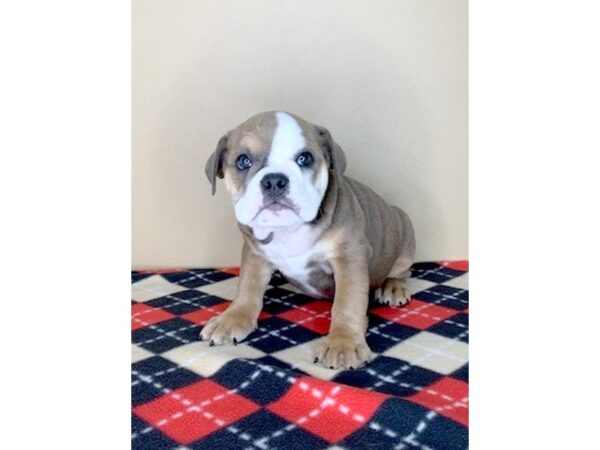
<box><xmin>439</xmin><ymin>260</ymin><xmax>469</xmax><ymax>271</ymax></box>
<box><xmin>408</xmin><ymin>377</ymin><xmax>468</xmax><ymax>426</ymax></box>
<box><xmin>219</xmin><ymin>267</ymin><xmax>240</xmax><ymax>276</ymax></box>
<box><xmin>182</xmin><ymin>303</ymin><xmax>271</xmax><ymax>325</ymax></box>
<box><xmin>268</xmin><ymin>376</ymin><xmax>387</xmax><ymax>443</ymax></box>
<box><xmin>181</xmin><ymin>303</ymin><xmax>230</xmax><ymax>325</ymax></box>
<box><xmin>131</xmin><ymin>303</ymin><xmax>175</xmax><ymax>331</ymax></box>
<box><xmin>277</xmin><ymin>301</ymin><xmax>332</xmax><ymax>335</ymax></box>
<box><xmin>371</xmin><ymin>299</ymin><xmax>458</xmax><ymax>330</ymax></box>
<box><xmin>133</xmin><ymin>379</ymin><xmax>260</xmax><ymax>444</ymax></box>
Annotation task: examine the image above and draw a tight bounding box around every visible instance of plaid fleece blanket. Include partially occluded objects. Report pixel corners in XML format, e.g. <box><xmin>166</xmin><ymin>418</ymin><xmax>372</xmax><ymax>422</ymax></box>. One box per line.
<box><xmin>132</xmin><ymin>261</ymin><xmax>468</xmax><ymax>449</ymax></box>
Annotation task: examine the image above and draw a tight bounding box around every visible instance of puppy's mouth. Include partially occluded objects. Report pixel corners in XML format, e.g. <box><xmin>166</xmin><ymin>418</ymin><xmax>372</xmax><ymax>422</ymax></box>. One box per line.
<box><xmin>253</xmin><ymin>200</ymin><xmax>298</xmax><ymax>220</ymax></box>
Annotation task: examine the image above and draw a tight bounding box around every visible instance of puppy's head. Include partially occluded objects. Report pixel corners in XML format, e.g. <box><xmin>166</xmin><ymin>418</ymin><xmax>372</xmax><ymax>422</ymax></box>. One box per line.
<box><xmin>205</xmin><ymin>111</ymin><xmax>346</xmax><ymax>229</ymax></box>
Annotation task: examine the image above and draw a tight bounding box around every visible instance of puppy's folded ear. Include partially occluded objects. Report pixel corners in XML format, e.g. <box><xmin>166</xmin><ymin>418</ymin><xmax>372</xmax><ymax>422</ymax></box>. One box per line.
<box><xmin>316</xmin><ymin>125</ymin><xmax>347</xmax><ymax>178</ymax></box>
<box><xmin>205</xmin><ymin>133</ymin><xmax>229</xmax><ymax>195</ymax></box>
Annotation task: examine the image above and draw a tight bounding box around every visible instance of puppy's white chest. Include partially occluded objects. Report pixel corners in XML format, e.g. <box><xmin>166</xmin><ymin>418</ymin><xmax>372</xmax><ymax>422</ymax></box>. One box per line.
<box><xmin>254</xmin><ymin>225</ymin><xmax>325</xmax><ymax>293</ymax></box>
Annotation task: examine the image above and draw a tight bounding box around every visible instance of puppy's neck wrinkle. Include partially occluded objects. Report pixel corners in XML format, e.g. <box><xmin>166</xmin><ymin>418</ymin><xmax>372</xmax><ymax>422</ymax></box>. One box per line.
<box><xmin>238</xmin><ymin>223</ymin><xmax>276</xmax><ymax>248</ymax></box>
<box><xmin>256</xmin><ymin>231</ymin><xmax>274</xmax><ymax>245</ymax></box>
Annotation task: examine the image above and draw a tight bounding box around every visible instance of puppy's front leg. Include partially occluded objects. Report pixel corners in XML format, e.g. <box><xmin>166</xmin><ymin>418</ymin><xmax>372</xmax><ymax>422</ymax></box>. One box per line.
<box><xmin>315</xmin><ymin>252</ymin><xmax>373</xmax><ymax>369</ymax></box>
<box><xmin>200</xmin><ymin>242</ymin><xmax>272</xmax><ymax>345</ymax></box>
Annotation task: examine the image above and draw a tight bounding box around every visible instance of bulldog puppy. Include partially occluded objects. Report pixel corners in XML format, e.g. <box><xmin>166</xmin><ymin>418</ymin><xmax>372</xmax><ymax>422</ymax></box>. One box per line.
<box><xmin>201</xmin><ymin>111</ymin><xmax>415</xmax><ymax>369</ymax></box>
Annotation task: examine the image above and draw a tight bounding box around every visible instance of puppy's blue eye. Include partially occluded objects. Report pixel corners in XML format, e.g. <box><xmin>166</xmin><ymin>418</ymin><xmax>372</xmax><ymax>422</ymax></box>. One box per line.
<box><xmin>296</xmin><ymin>151</ymin><xmax>314</xmax><ymax>167</ymax></box>
<box><xmin>236</xmin><ymin>154</ymin><xmax>253</xmax><ymax>170</ymax></box>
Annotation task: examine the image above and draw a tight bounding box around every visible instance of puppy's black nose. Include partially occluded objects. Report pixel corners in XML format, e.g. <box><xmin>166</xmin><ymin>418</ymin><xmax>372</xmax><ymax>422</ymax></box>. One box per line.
<box><xmin>261</xmin><ymin>173</ymin><xmax>289</xmax><ymax>198</ymax></box>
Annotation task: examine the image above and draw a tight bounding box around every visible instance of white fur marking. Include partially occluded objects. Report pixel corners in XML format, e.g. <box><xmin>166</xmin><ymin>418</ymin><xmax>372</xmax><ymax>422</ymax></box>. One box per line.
<box><xmin>269</xmin><ymin>112</ymin><xmax>306</xmax><ymax>165</ymax></box>
<box><xmin>255</xmin><ymin>223</ymin><xmax>329</xmax><ymax>296</ymax></box>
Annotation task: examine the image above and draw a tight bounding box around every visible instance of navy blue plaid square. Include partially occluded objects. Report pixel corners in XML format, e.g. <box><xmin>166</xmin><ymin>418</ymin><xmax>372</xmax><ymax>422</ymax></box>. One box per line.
<box><xmin>162</xmin><ymin>269</ymin><xmax>235</xmax><ymax>288</ymax></box>
<box><xmin>334</xmin><ymin>355</ymin><xmax>443</xmax><ymax>397</ymax></box>
<box><xmin>132</xmin><ymin>356</ymin><xmax>203</xmax><ymax>407</ymax></box>
<box><xmin>131</xmin><ymin>415</ymin><xmax>179</xmax><ymax>450</ymax></box>
<box><xmin>187</xmin><ymin>410</ymin><xmax>329</xmax><ymax>450</ymax></box>
<box><xmin>415</xmin><ymin>284</ymin><xmax>469</xmax><ymax>311</ymax></box>
<box><xmin>411</xmin><ymin>262</ymin><xmax>465</xmax><ymax>283</ymax></box>
<box><xmin>244</xmin><ymin>317</ymin><xmax>322</xmax><ymax>353</ymax></box>
<box><xmin>146</xmin><ymin>289</ymin><xmax>222</xmax><ymax>315</ymax></box>
<box><xmin>132</xmin><ymin>317</ymin><xmax>199</xmax><ymax>354</ymax></box>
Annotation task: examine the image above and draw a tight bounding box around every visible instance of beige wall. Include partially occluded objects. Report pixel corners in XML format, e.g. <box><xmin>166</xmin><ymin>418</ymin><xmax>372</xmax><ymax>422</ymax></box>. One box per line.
<box><xmin>132</xmin><ymin>0</ymin><xmax>468</xmax><ymax>269</ymax></box>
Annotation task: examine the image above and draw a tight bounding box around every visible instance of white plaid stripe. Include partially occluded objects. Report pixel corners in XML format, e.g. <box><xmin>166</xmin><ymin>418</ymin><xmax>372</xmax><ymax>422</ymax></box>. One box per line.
<box><xmin>133</xmin><ymin>319</ymin><xmax>193</xmax><ymax>346</ymax></box>
<box><xmin>393</xmin><ymin>410</ymin><xmax>438</xmax><ymax>450</ymax></box>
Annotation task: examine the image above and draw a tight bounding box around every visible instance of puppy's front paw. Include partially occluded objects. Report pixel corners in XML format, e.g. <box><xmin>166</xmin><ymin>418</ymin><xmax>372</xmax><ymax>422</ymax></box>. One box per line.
<box><xmin>314</xmin><ymin>331</ymin><xmax>372</xmax><ymax>370</ymax></box>
<box><xmin>374</xmin><ymin>278</ymin><xmax>411</xmax><ymax>307</ymax></box>
<box><xmin>199</xmin><ymin>308</ymin><xmax>257</xmax><ymax>345</ymax></box>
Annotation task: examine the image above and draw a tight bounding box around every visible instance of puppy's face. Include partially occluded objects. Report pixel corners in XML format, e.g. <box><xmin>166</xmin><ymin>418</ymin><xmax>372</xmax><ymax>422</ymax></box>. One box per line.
<box><xmin>206</xmin><ymin>112</ymin><xmax>345</xmax><ymax>229</ymax></box>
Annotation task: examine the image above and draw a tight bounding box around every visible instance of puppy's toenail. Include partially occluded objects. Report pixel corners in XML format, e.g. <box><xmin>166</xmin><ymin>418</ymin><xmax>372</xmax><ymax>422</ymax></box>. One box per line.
<box><xmin>209</xmin><ymin>340</ymin><xmax>215</xmax><ymax>347</ymax></box>
<box><xmin>349</xmin><ymin>366</ymin><xmax>355</xmax><ymax>370</ymax></box>
<box><xmin>314</xmin><ymin>357</ymin><xmax>319</xmax><ymax>363</ymax></box>
<box><xmin>233</xmin><ymin>338</ymin><xmax>238</xmax><ymax>345</ymax></box>
<box><xmin>329</xmin><ymin>366</ymin><xmax>334</xmax><ymax>369</ymax></box>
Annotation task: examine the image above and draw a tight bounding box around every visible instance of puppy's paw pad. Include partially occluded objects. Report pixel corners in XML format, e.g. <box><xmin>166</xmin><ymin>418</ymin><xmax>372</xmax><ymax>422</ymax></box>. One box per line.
<box><xmin>374</xmin><ymin>278</ymin><xmax>411</xmax><ymax>307</ymax></box>
<box><xmin>314</xmin><ymin>333</ymin><xmax>372</xmax><ymax>370</ymax></box>
<box><xmin>199</xmin><ymin>309</ymin><xmax>257</xmax><ymax>345</ymax></box>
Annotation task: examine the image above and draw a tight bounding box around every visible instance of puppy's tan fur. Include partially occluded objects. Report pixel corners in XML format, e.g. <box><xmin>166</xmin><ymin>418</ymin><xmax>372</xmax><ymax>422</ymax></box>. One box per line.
<box><xmin>202</xmin><ymin>112</ymin><xmax>415</xmax><ymax>369</ymax></box>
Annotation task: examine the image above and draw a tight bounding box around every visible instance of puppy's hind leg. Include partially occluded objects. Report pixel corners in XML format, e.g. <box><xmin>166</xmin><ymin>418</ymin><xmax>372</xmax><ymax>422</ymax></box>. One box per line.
<box><xmin>374</xmin><ymin>206</ymin><xmax>416</xmax><ymax>307</ymax></box>
<box><xmin>374</xmin><ymin>256</ymin><xmax>413</xmax><ymax>307</ymax></box>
